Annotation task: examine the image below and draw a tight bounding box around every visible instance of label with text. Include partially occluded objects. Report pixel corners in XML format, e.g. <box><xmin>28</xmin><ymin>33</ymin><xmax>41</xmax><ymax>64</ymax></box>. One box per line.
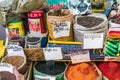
<box><xmin>0</xmin><ymin>63</ymin><xmax>13</xmax><ymax>73</ymax></box>
<box><xmin>53</xmin><ymin>21</ymin><xmax>70</xmax><ymax>38</ymax></box>
<box><xmin>83</xmin><ymin>33</ymin><xmax>104</xmax><ymax>49</ymax></box>
<box><xmin>70</xmin><ymin>50</ymin><xmax>90</xmax><ymax>64</ymax></box>
<box><xmin>43</xmin><ymin>47</ymin><xmax>63</xmax><ymax>60</ymax></box>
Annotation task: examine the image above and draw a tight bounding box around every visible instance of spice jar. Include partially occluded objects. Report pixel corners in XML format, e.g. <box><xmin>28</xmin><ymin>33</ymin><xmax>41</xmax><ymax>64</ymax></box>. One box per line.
<box><xmin>25</xmin><ymin>35</ymin><xmax>41</xmax><ymax>48</ymax></box>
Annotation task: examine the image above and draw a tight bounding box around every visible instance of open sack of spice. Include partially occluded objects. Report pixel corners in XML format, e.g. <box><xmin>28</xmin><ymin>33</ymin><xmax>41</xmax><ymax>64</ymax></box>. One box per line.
<box><xmin>0</xmin><ymin>63</ymin><xmax>24</xmax><ymax>80</ymax></box>
<box><xmin>13</xmin><ymin>0</ymin><xmax>47</xmax><ymax>13</ymax></box>
<box><xmin>2</xmin><ymin>45</ymin><xmax>27</xmax><ymax>75</ymax></box>
<box><xmin>64</xmin><ymin>62</ymin><xmax>102</xmax><ymax>80</ymax></box>
<box><xmin>98</xmin><ymin>61</ymin><xmax>120</xmax><ymax>80</ymax></box>
<box><xmin>74</xmin><ymin>13</ymin><xmax>108</xmax><ymax>42</ymax></box>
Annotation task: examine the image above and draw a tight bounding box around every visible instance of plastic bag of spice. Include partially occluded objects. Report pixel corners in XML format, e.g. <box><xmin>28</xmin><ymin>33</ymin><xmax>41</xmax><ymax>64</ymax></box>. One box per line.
<box><xmin>14</xmin><ymin>0</ymin><xmax>47</xmax><ymax>13</ymax></box>
<box><xmin>67</xmin><ymin>0</ymin><xmax>92</xmax><ymax>15</ymax></box>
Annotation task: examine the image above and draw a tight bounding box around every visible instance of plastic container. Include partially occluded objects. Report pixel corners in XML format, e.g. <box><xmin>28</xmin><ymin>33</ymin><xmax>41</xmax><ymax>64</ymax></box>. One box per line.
<box><xmin>3</xmin><ymin>55</ymin><xmax>27</xmax><ymax>74</ymax></box>
<box><xmin>34</xmin><ymin>62</ymin><xmax>66</xmax><ymax>80</ymax></box>
<box><xmin>25</xmin><ymin>35</ymin><xmax>41</xmax><ymax>48</ymax></box>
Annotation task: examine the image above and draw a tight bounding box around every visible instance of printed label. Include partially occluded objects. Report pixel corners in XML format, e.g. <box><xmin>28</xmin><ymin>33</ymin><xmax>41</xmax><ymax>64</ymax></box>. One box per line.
<box><xmin>43</xmin><ymin>47</ymin><xmax>63</xmax><ymax>60</ymax></box>
<box><xmin>0</xmin><ymin>63</ymin><xmax>14</xmax><ymax>73</ymax></box>
<box><xmin>83</xmin><ymin>33</ymin><xmax>104</xmax><ymax>49</ymax></box>
<box><xmin>104</xmin><ymin>56</ymin><xmax>120</xmax><ymax>61</ymax></box>
<box><xmin>28</xmin><ymin>19</ymin><xmax>41</xmax><ymax>35</ymax></box>
<box><xmin>53</xmin><ymin>21</ymin><xmax>70</xmax><ymax>38</ymax></box>
<box><xmin>35</xmin><ymin>75</ymin><xmax>55</xmax><ymax>80</ymax></box>
<box><xmin>70</xmin><ymin>50</ymin><xmax>90</xmax><ymax>64</ymax></box>
<box><xmin>9</xmin><ymin>42</ymin><xmax>19</xmax><ymax>46</ymax></box>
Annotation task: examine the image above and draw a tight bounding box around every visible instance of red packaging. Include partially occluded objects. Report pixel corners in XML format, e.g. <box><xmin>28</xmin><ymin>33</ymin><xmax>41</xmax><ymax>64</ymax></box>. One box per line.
<box><xmin>28</xmin><ymin>10</ymin><xmax>46</xmax><ymax>35</ymax></box>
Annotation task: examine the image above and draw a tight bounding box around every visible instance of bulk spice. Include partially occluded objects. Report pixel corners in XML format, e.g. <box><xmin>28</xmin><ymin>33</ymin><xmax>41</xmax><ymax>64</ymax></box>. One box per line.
<box><xmin>65</xmin><ymin>63</ymin><xmax>99</xmax><ymax>80</ymax></box>
<box><xmin>99</xmin><ymin>62</ymin><xmax>120</xmax><ymax>80</ymax></box>
<box><xmin>77</xmin><ymin>16</ymin><xmax>104</xmax><ymax>28</ymax></box>
<box><xmin>0</xmin><ymin>71</ymin><xmax>16</xmax><ymax>80</ymax></box>
<box><xmin>3</xmin><ymin>56</ymin><xmax>24</xmax><ymax>69</ymax></box>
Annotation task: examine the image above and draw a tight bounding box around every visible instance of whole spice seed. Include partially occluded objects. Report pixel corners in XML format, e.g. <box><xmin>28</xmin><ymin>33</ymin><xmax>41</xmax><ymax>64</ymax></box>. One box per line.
<box><xmin>3</xmin><ymin>56</ymin><xmax>24</xmax><ymax>69</ymax></box>
<box><xmin>27</xmin><ymin>37</ymin><xmax>40</xmax><ymax>42</ymax></box>
<box><xmin>77</xmin><ymin>16</ymin><xmax>104</xmax><ymax>28</ymax></box>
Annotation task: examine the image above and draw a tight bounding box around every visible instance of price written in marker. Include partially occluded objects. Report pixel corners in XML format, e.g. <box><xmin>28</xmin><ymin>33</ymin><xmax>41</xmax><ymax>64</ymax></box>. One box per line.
<box><xmin>7</xmin><ymin>45</ymin><xmax>24</xmax><ymax>56</ymax></box>
<box><xmin>70</xmin><ymin>50</ymin><xmax>90</xmax><ymax>64</ymax></box>
<box><xmin>53</xmin><ymin>21</ymin><xmax>71</xmax><ymax>38</ymax></box>
<box><xmin>83</xmin><ymin>33</ymin><xmax>104</xmax><ymax>49</ymax></box>
<box><xmin>0</xmin><ymin>63</ymin><xmax>14</xmax><ymax>73</ymax></box>
<box><xmin>43</xmin><ymin>47</ymin><xmax>63</xmax><ymax>60</ymax></box>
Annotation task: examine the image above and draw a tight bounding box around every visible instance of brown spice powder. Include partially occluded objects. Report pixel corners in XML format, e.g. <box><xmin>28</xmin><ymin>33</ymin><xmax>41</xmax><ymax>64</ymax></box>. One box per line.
<box><xmin>3</xmin><ymin>56</ymin><xmax>24</xmax><ymax>69</ymax></box>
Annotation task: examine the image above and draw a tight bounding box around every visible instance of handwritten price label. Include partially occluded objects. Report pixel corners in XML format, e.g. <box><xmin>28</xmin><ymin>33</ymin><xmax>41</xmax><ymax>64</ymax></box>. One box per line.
<box><xmin>70</xmin><ymin>50</ymin><xmax>90</xmax><ymax>64</ymax></box>
<box><xmin>53</xmin><ymin>21</ymin><xmax>70</xmax><ymax>38</ymax></box>
<box><xmin>0</xmin><ymin>63</ymin><xmax>14</xmax><ymax>73</ymax></box>
<box><xmin>83</xmin><ymin>33</ymin><xmax>104</xmax><ymax>49</ymax></box>
<box><xmin>7</xmin><ymin>45</ymin><xmax>24</xmax><ymax>56</ymax></box>
<box><xmin>43</xmin><ymin>47</ymin><xmax>63</xmax><ymax>60</ymax></box>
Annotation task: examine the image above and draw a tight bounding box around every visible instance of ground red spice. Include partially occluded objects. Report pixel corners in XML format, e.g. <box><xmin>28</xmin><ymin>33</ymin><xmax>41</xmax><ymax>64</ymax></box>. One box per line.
<box><xmin>98</xmin><ymin>62</ymin><xmax>120</xmax><ymax>80</ymax></box>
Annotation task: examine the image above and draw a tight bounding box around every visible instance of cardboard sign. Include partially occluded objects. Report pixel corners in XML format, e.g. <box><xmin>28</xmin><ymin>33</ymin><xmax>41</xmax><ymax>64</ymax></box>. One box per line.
<box><xmin>0</xmin><ymin>63</ymin><xmax>14</xmax><ymax>73</ymax></box>
<box><xmin>70</xmin><ymin>50</ymin><xmax>90</xmax><ymax>64</ymax></box>
<box><xmin>43</xmin><ymin>47</ymin><xmax>63</xmax><ymax>60</ymax></box>
<box><xmin>53</xmin><ymin>21</ymin><xmax>70</xmax><ymax>38</ymax></box>
<box><xmin>83</xmin><ymin>33</ymin><xmax>104</xmax><ymax>49</ymax></box>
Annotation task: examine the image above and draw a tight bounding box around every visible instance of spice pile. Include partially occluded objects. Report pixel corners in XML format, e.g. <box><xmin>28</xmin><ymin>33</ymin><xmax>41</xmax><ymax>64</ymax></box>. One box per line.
<box><xmin>99</xmin><ymin>62</ymin><xmax>120</xmax><ymax>80</ymax></box>
<box><xmin>66</xmin><ymin>63</ymin><xmax>99</xmax><ymax>80</ymax></box>
<box><xmin>77</xmin><ymin>16</ymin><xmax>104</xmax><ymax>28</ymax></box>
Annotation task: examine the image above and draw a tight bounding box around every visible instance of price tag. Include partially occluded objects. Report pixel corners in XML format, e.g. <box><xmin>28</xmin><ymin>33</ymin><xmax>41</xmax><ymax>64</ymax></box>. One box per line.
<box><xmin>53</xmin><ymin>21</ymin><xmax>71</xmax><ymax>38</ymax></box>
<box><xmin>0</xmin><ymin>63</ymin><xmax>14</xmax><ymax>73</ymax></box>
<box><xmin>35</xmin><ymin>75</ymin><xmax>55</xmax><ymax>80</ymax></box>
<box><xmin>104</xmin><ymin>56</ymin><xmax>120</xmax><ymax>61</ymax></box>
<box><xmin>43</xmin><ymin>47</ymin><xmax>63</xmax><ymax>60</ymax></box>
<box><xmin>0</xmin><ymin>46</ymin><xmax>6</xmax><ymax>58</ymax></box>
<box><xmin>83</xmin><ymin>33</ymin><xmax>104</xmax><ymax>49</ymax></box>
<box><xmin>7</xmin><ymin>45</ymin><xmax>24</xmax><ymax>56</ymax></box>
<box><xmin>70</xmin><ymin>50</ymin><xmax>90</xmax><ymax>64</ymax></box>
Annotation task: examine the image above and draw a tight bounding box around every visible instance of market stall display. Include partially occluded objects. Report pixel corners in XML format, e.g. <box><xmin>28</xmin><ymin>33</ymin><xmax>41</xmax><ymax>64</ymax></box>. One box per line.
<box><xmin>0</xmin><ymin>0</ymin><xmax>120</xmax><ymax>80</ymax></box>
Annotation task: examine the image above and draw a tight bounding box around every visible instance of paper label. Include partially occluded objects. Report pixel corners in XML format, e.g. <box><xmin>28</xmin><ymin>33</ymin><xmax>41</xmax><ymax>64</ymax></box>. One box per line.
<box><xmin>53</xmin><ymin>21</ymin><xmax>70</xmax><ymax>38</ymax></box>
<box><xmin>104</xmin><ymin>56</ymin><xmax>120</xmax><ymax>61</ymax></box>
<box><xmin>9</xmin><ymin>42</ymin><xmax>19</xmax><ymax>46</ymax></box>
<box><xmin>43</xmin><ymin>47</ymin><xmax>63</xmax><ymax>60</ymax></box>
<box><xmin>83</xmin><ymin>33</ymin><xmax>104</xmax><ymax>49</ymax></box>
<box><xmin>7</xmin><ymin>45</ymin><xmax>24</xmax><ymax>56</ymax></box>
<box><xmin>0</xmin><ymin>63</ymin><xmax>13</xmax><ymax>73</ymax></box>
<box><xmin>70</xmin><ymin>50</ymin><xmax>90</xmax><ymax>64</ymax></box>
<box><xmin>35</xmin><ymin>75</ymin><xmax>55</xmax><ymax>80</ymax></box>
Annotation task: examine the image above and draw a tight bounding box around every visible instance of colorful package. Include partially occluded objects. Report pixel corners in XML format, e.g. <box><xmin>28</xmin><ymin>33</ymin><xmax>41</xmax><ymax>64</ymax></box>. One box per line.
<box><xmin>67</xmin><ymin>0</ymin><xmax>92</xmax><ymax>15</ymax></box>
<box><xmin>47</xmin><ymin>0</ymin><xmax>68</xmax><ymax>9</ymax></box>
<box><xmin>91</xmin><ymin>0</ymin><xmax>106</xmax><ymax>12</ymax></box>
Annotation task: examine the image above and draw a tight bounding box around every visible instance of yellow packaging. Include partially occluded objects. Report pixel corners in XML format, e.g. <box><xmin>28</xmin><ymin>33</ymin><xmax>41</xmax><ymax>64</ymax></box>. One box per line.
<box><xmin>91</xmin><ymin>0</ymin><xmax>106</xmax><ymax>12</ymax></box>
<box><xmin>0</xmin><ymin>40</ymin><xmax>4</xmax><ymax>46</ymax></box>
<box><xmin>8</xmin><ymin>19</ymin><xmax>25</xmax><ymax>37</ymax></box>
<box><xmin>0</xmin><ymin>46</ymin><xmax>6</xmax><ymax>58</ymax></box>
